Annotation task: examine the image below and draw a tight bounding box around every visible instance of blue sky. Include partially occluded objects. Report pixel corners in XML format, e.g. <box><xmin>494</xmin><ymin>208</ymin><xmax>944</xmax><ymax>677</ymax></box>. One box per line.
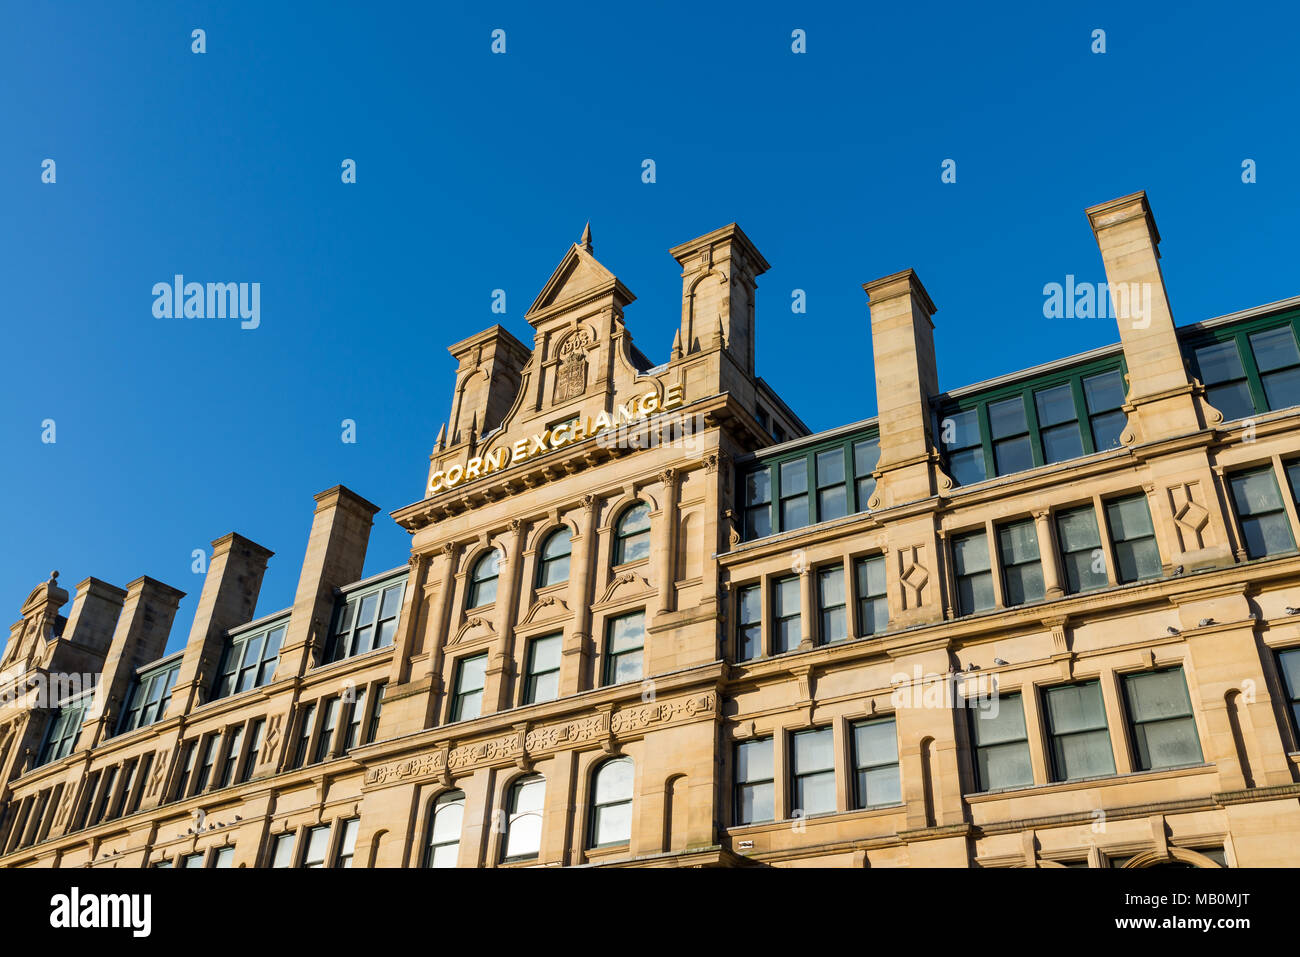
<box><xmin>2</xmin><ymin>2</ymin><xmax>1297</xmax><ymax>655</ymax></box>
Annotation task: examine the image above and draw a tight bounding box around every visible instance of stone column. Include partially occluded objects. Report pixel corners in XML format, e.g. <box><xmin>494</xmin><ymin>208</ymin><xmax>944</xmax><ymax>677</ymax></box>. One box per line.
<box><xmin>1033</xmin><ymin>509</ymin><xmax>1065</xmax><ymax>599</ymax></box>
<box><xmin>484</xmin><ymin>520</ymin><xmax>527</xmax><ymax>713</ymax></box>
<box><xmin>561</xmin><ymin>496</ymin><xmax>598</xmax><ymax>696</ymax></box>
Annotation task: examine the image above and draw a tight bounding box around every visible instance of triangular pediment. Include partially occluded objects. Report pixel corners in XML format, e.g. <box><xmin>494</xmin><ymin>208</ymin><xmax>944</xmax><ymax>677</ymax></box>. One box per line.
<box><xmin>526</xmin><ymin>238</ymin><xmax>635</xmax><ymax>323</ymax></box>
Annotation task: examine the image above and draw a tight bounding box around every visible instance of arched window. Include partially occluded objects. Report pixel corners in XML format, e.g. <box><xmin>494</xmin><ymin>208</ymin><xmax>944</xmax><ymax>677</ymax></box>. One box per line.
<box><xmin>423</xmin><ymin>790</ymin><xmax>465</xmax><ymax>868</ymax></box>
<box><xmin>613</xmin><ymin>503</ymin><xmax>651</xmax><ymax>565</ymax></box>
<box><xmin>537</xmin><ymin>528</ymin><xmax>572</xmax><ymax>587</ymax></box>
<box><xmin>467</xmin><ymin>551</ymin><xmax>501</xmax><ymax>608</ymax></box>
<box><xmin>589</xmin><ymin>757</ymin><xmax>634</xmax><ymax>848</ymax></box>
<box><xmin>502</xmin><ymin>774</ymin><xmax>546</xmax><ymax>861</ymax></box>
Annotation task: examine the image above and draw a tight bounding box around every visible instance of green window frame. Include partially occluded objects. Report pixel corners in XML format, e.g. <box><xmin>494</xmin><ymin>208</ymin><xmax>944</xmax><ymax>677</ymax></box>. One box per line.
<box><xmin>614</xmin><ymin>503</ymin><xmax>652</xmax><ymax>565</ymax></box>
<box><xmin>1229</xmin><ymin>466</ymin><xmax>1296</xmax><ymax>559</ymax></box>
<box><xmin>218</xmin><ymin>724</ymin><xmax>245</xmax><ymax>789</ymax></box>
<box><xmin>1277</xmin><ymin>648</ymin><xmax>1300</xmax><ymax>742</ymax></box>
<box><xmin>588</xmin><ymin>757</ymin><xmax>634</xmax><ymax>848</ymax></box>
<box><xmin>1056</xmin><ymin>505</ymin><xmax>1108</xmax><ymax>593</ymax></box>
<box><xmin>1121</xmin><ymin>667</ymin><xmax>1202</xmax><ymax>771</ymax></box>
<box><xmin>969</xmin><ymin>694</ymin><xmax>1033</xmax><ymax>792</ymax></box>
<box><xmin>326</xmin><ymin>574</ymin><xmax>405</xmax><ymax>663</ymax></box>
<box><xmin>855</xmin><ymin>555</ymin><xmax>888</xmax><ymax>636</ymax></box>
<box><xmin>817</xmin><ymin>565</ymin><xmax>847</xmax><ymax>644</ymax></box>
<box><xmin>938</xmin><ymin>357</ymin><xmax>1128</xmax><ymax>487</ymax></box>
<box><xmin>997</xmin><ymin>519</ymin><xmax>1044</xmax><ymax>606</ymax></box>
<box><xmin>312</xmin><ymin>697</ymin><xmax>341</xmax><ymax>764</ymax></box>
<box><xmin>790</xmin><ymin>727</ymin><xmax>836</xmax><ymax>818</ymax></box>
<box><xmin>1043</xmin><ymin>680</ymin><xmax>1116</xmax><ymax>782</ymax></box>
<box><xmin>953</xmin><ymin>529</ymin><xmax>995</xmax><ymax>615</ymax></box>
<box><xmin>1104</xmin><ymin>493</ymin><xmax>1162</xmax><ymax>583</ymax></box>
<box><xmin>739</xmin><ymin>429</ymin><xmax>881</xmax><ymax>541</ymax></box>
<box><xmin>467</xmin><ymin>551</ymin><xmax>501</xmax><ymax>608</ymax></box>
<box><xmin>343</xmin><ymin>687</ymin><xmax>368</xmax><ymax>751</ymax></box>
<box><xmin>523</xmin><ymin>633</ymin><xmax>562</xmax><ymax>704</ymax></box>
<box><xmin>451</xmin><ymin>654</ymin><xmax>488</xmax><ymax>721</ymax></box>
<box><xmin>734</xmin><ymin>737</ymin><xmax>774</xmax><ymax>825</ymax></box>
<box><xmin>736</xmin><ymin>584</ymin><xmax>762</xmax><ymax>661</ymax></box>
<box><xmin>603</xmin><ymin>611</ymin><xmax>646</xmax><ymax>685</ymax></box>
<box><xmin>117</xmin><ymin>658</ymin><xmax>181</xmax><ymax>734</ymax></box>
<box><xmin>38</xmin><ymin>696</ymin><xmax>91</xmax><ymax>766</ymax></box>
<box><xmin>1184</xmin><ymin>311</ymin><xmax>1300</xmax><ymax>422</ymax></box>
<box><xmin>239</xmin><ymin>718</ymin><xmax>265</xmax><ymax>784</ymax></box>
<box><xmin>424</xmin><ymin>790</ymin><xmax>465</xmax><ymax>868</ymax></box>
<box><xmin>291</xmin><ymin>703</ymin><xmax>316</xmax><ymax>769</ymax></box>
<box><xmin>213</xmin><ymin>620</ymin><xmax>286</xmax><ymax>700</ymax></box>
<box><xmin>537</xmin><ymin>527</ymin><xmax>572</xmax><ymax>587</ymax></box>
<box><xmin>773</xmin><ymin>576</ymin><xmax>801</xmax><ymax>653</ymax></box>
<box><xmin>850</xmin><ymin>717</ymin><xmax>901</xmax><ymax>809</ymax></box>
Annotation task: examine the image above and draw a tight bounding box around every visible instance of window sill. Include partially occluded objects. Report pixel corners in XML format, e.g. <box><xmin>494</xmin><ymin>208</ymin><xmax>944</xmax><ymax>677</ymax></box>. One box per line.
<box><xmin>963</xmin><ymin>762</ymin><xmax>1214</xmax><ymax>802</ymax></box>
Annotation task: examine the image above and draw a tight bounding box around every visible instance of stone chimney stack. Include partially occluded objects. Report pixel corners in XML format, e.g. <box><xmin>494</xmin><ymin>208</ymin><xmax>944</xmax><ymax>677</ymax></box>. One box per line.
<box><xmin>1086</xmin><ymin>191</ymin><xmax>1204</xmax><ymax>441</ymax></box>
<box><xmin>166</xmin><ymin>533</ymin><xmax>273</xmax><ymax>717</ymax></box>
<box><xmin>274</xmin><ymin>485</ymin><xmax>381</xmax><ymax>680</ymax></box>
<box><xmin>78</xmin><ymin>576</ymin><xmax>184</xmax><ymax>748</ymax></box>
<box><xmin>51</xmin><ymin>577</ymin><xmax>125</xmax><ymax>676</ymax></box>
<box><xmin>864</xmin><ymin>269</ymin><xmax>941</xmax><ymax>508</ymax></box>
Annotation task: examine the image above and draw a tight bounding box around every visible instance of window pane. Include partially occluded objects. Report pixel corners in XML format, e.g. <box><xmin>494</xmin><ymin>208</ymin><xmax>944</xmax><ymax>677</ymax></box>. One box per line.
<box><xmin>303</xmin><ymin>826</ymin><xmax>330</xmax><ymax>868</ymax></box>
<box><xmin>379</xmin><ymin>584</ymin><xmax>404</xmax><ymax>619</ymax></box>
<box><xmin>1045</xmin><ymin>682</ymin><xmax>1108</xmax><ymax>734</ymax></box>
<box><xmin>505</xmin><ymin>776</ymin><xmax>545</xmax><ymax>859</ymax></box>
<box><xmin>1229</xmin><ymin>468</ymin><xmax>1295</xmax><ymax>558</ymax></box>
<box><xmin>1196</xmin><ymin>340</ymin><xmax>1246</xmax><ymax>383</ymax></box>
<box><xmin>852</xmin><ymin>719</ymin><xmax>900</xmax><ymax>808</ymax></box>
<box><xmin>852</xmin><ymin>719</ymin><xmax>897</xmax><ymax>767</ymax></box>
<box><xmin>594</xmin><ymin>758</ymin><xmax>634</xmax><ymax>803</ymax></box>
<box><xmin>817</xmin><ymin>484</ymin><xmax>847</xmax><ymax>522</ymax></box>
<box><xmin>946</xmin><ymin>408</ymin><xmax>982</xmax><ymax>448</ymax></box>
<box><xmin>989</xmin><ymin>396</ymin><xmax>1027</xmax><ymax>438</ymax></box>
<box><xmin>854</xmin><ymin>439</ymin><xmax>880</xmax><ymax>511</ymax></box>
<box><xmin>744</xmin><ymin>468</ymin><xmax>771</xmax><ymax>506</ymax></box>
<box><xmin>971</xmin><ymin>695</ymin><xmax>1033</xmax><ymax>791</ymax></box>
<box><xmin>818</xmin><ymin>566</ymin><xmax>846</xmax><ymax>643</ymax></box>
<box><xmin>816</xmin><ymin>448</ymin><xmax>844</xmax><ymax>486</ymax></box>
<box><xmin>1083</xmin><ymin>370</ymin><xmax>1125</xmax><ymax>414</ymax></box>
<box><xmin>976</xmin><ymin>741</ymin><xmax>1034</xmax><ymax>791</ymax></box>
<box><xmin>1034</xmin><ymin>384</ymin><xmax>1076</xmax><ymax>427</ymax></box>
<box><xmin>271</xmin><ymin>833</ymin><xmax>296</xmax><ymax>868</ymax></box>
<box><xmin>779</xmin><ymin>458</ymin><xmax>809</xmax><ymax>530</ymax></box>
<box><xmin>994</xmin><ymin>435</ymin><xmax>1034</xmax><ymax>475</ymax></box>
<box><xmin>1041</xmin><ymin>423</ymin><xmax>1084</xmax><ymax>464</ymax></box>
<box><xmin>948</xmin><ymin>447</ymin><xmax>987</xmax><ymax>486</ymax></box>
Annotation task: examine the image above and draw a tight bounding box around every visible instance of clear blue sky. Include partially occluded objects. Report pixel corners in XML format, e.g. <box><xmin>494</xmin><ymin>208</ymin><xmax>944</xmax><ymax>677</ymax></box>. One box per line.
<box><xmin>2</xmin><ymin>2</ymin><xmax>1297</xmax><ymax>655</ymax></box>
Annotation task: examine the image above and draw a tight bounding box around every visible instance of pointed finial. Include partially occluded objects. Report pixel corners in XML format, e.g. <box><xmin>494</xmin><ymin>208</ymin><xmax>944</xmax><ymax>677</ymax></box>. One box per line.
<box><xmin>434</xmin><ymin>423</ymin><xmax>446</xmax><ymax>452</ymax></box>
<box><xmin>671</xmin><ymin>328</ymin><xmax>683</xmax><ymax>361</ymax></box>
<box><xmin>579</xmin><ymin>222</ymin><xmax>593</xmax><ymax>252</ymax></box>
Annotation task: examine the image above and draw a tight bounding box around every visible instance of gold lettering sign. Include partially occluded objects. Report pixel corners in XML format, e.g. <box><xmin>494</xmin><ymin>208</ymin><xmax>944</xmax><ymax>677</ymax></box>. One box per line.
<box><xmin>427</xmin><ymin>385</ymin><xmax>686</xmax><ymax>496</ymax></box>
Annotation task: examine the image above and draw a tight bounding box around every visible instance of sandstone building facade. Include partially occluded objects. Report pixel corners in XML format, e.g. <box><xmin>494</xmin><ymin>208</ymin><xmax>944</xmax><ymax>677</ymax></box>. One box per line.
<box><xmin>3</xmin><ymin>192</ymin><xmax>1300</xmax><ymax>868</ymax></box>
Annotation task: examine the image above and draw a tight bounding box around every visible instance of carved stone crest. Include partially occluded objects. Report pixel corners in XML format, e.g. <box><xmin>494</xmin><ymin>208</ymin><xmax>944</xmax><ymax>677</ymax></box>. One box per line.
<box><xmin>554</xmin><ymin>330</ymin><xmax>590</xmax><ymax>403</ymax></box>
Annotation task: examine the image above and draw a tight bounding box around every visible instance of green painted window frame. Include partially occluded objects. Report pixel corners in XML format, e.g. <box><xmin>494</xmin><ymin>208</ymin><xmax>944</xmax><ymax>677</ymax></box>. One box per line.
<box><xmin>38</xmin><ymin>695</ymin><xmax>91</xmax><ymax>766</ymax></box>
<box><xmin>968</xmin><ymin>694</ymin><xmax>1034</xmax><ymax>792</ymax></box>
<box><xmin>212</xmin><ymin>618</ymin><xmax>287</xmax><ymax>700</ymax></box>
<box><xmin>850</xmin><ymin>716</ymin><xmax>901</xmax><ymax>809</ymax></box>
<box><xmin>1120</xmin><ymin>666</ymin><xmax>1203</xmax><ymax>771</ymax></box>
<box><xmin>1182</xmin><ymin>309</ymin><xmax>1300</xmax><ymax>422</ymax></box>
<box><xmin>937</xmin><ymin>355</ymin><xmax>1129</xmax><ymax>488</ymax></box>
<box><xmin>736</xmin><ymin>584</ymin><xmax>762</xmax><ymax>661</ymax></box>
<box><xmin>1276</xmin><ymin>647</ymin><xmax>1300</xmax><ymax>743</ymax></box>
<box><xmin>117</xmin><ymin>658</ymin><xmax>181</xmax><ymax>734</ymax></box>
<box><xmin>734</xmin><ymin>736</ymin><xmax>775</xmax><ymax>825</ymax></box>
<box><xmin>325</xmin><ymin>573</ymin><xmax>406</xmax><ymax>663</ymax></box>
<box><xmin>739</xmin><ymin>427</ymin><xmax>880</xmax><ymax>542</ymax></box>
